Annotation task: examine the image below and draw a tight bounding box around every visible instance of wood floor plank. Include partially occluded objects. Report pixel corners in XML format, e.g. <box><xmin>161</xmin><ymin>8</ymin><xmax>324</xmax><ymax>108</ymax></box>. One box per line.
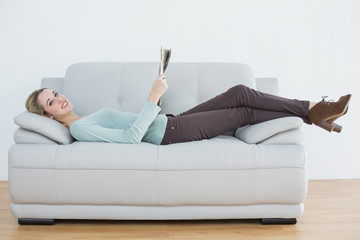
<box><xmin>1</xmin><ymin>180</ymin><xmax>359</xmax><ymax>240</ymax></box>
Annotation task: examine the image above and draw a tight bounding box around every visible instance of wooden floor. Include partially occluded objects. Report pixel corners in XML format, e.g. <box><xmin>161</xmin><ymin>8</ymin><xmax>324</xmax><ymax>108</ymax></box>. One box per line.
<box><xmin>1</xmin><ymin>180</ymin><xmax>360</xmax><ymax>240</ymax></box>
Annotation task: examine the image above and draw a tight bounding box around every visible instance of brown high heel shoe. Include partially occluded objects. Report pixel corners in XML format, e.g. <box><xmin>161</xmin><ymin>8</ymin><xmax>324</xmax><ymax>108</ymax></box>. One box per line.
<box><xmin>325</xmin><ymin>95</ymin><xmax>350</xmax><ymax>133</ymax></box>
<box><xmin>307</xmin><ymin>94</ymin><xmax>352</xmax><ymax>132</ymax></box>
<box><xmin>327</xmin><ymin>105</ymin><xmax>349</xmax><ymax>133</ymax></box>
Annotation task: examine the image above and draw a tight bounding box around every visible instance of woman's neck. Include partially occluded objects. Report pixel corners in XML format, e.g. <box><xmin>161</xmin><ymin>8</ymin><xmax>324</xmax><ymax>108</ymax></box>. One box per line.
<box><xmin>56</xmin><ymin>112</ymin><xmax>86</xmax><ymax>128</ymax></box>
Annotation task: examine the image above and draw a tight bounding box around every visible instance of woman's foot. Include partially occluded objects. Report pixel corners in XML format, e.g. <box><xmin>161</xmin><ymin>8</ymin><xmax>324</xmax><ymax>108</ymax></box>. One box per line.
<box><xmin>325</xmin><ymin>95</ymin><xmax>350</xmax><ymax>133</ymax></box>
<box><xmin>307</xmin><ymin>94</ymin><xmax>351</xmax><ymax>132</ymax></box>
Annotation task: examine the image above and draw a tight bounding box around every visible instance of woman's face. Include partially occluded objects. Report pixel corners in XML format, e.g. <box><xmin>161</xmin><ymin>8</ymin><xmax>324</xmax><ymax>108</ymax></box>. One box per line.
<box><xmin>37</xmin><ymin>89</ymin><xmax>74</xmax><ymax>119</ymax></box>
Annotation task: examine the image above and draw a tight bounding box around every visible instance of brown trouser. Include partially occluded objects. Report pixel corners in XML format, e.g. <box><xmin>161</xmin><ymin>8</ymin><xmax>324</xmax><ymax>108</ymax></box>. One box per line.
<box><xmin>160</xmin><ymin>84</ymin><xmax>311</xmax><ymax>145</ymax></box>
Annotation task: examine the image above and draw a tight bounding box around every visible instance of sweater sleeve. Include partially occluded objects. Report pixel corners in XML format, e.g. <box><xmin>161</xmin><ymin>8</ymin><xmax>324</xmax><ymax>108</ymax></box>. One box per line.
<box><xmin>70</xmin><ymin>101</ymin><xmax>161</xmax><ymax>144</ymax></box>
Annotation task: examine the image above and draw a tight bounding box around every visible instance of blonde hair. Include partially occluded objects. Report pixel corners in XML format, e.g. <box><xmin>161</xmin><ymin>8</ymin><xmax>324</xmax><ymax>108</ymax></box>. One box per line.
<box><xmin>25</xmin><ymin>88</ymin><xmax>48</xmax><ymax>116</ymax></box>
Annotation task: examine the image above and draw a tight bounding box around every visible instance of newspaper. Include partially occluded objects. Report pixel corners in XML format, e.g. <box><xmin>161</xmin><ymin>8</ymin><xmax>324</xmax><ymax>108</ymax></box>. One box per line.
<box><xmin>158</xmin><ymin>46</ymin><xmax>172</xmax><ymax>106</ymax></box>
<box><xmin>160</xmin><ymin>46</ymin><xmax>172</xmax><ymax>74</ymax></box>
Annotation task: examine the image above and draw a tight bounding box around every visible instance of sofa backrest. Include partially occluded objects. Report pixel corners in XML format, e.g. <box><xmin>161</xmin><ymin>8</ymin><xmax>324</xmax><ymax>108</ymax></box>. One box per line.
<box><xmin>44</xmin><ymin>62</ymin><xmax>257</xmax><ymax>116</ymax></box>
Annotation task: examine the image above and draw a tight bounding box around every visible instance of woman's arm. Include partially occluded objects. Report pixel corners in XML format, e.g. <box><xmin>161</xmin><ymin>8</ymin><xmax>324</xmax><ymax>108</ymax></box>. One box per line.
<box><xmin>148</xmin><ymin>74</ymin><xmax>168</xmax><ymax>105</ymax></box>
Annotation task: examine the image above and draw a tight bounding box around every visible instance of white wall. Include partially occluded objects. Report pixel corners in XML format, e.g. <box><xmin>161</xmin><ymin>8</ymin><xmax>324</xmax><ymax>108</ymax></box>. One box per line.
<box><xmin>1</xmin><ymin>0</ymin><xmax>359</xmax><ymax>180</ymax></box>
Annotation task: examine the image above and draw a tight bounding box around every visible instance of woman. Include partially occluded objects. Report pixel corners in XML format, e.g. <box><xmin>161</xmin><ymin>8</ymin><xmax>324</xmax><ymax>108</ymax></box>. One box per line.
<box><xmin>25</xmin><ymin>74</ymin><xmax>351</xmax><ymax>145</ymax></box>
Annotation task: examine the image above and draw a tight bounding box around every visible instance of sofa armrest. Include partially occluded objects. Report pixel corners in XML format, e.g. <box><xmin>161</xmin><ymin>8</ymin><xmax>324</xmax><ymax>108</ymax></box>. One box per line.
<box><xmin>255</xmin><ymin>78</ymin><xmax>279</xmax><ymax>95</ymax></box>
<box><xmin>259</xmin><ymin>128</ymin><xmax>303</xmax><ymax>145</ymax></box>
<box><xmin>234</xmin><ymin>117</ymin><xmax>303</xmax><ymax>144</ymax></box>
<box><xmin>14</xmin><ymin>111</ymin><xmax>74</xmax><ymax>144</ymax></box>
<box><xmin>14</xmin><ymin>128</ymin><xmax>58</xmax><ymax>144</ymax></box>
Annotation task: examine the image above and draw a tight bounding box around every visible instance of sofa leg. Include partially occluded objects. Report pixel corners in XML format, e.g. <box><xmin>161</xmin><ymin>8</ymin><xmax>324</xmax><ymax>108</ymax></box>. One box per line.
<box><xmin>261</xmin><ymin>218</ymin><xmax>297</xmax><ymax>225</ymax></box>
<box><xmin>18</xmin><ymin>218</ymin><xmax>55</xmax><ymax>225</ymax></box>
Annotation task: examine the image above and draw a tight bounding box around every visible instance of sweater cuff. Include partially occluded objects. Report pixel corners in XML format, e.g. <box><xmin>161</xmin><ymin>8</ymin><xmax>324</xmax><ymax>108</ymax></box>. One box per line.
<box><xmin>146</xmin><ymin>100</ymin><xmax>161</xmax><ymax>111</ymax></box>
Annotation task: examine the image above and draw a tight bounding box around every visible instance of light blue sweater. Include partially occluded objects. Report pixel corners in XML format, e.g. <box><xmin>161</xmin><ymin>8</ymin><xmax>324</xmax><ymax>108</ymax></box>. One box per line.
<box><xmin>70</xmin><ymin>101</ymin><xmax>168</xmax><ymax>145</ymax></box>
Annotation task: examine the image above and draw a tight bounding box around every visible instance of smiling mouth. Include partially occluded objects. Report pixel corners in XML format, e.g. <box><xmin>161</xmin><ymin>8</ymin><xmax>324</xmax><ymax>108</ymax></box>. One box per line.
<box><xmin>62</xmin><ymin>101</ymin><xmax>68</xmax><ymax>109</ymax></box>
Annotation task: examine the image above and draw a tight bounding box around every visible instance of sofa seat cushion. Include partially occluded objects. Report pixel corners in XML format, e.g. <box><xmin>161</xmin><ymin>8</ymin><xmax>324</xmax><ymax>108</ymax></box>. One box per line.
<box><xmin>8</xmin><ymin>136</ymin><xmax>307</xmax><ymax>206</ymax></box>
<box><xmin>9</xmin><ymin>135</ymin><xmax>305</xmax><ymax>171</ymax></box>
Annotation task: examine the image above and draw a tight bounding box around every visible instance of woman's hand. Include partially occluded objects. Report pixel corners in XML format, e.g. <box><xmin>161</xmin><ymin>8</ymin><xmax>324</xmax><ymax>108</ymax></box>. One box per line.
<box><xmin>148</xmin><ymin>74</ymin><xmax>168</xmax><ymax>104</ymax></box>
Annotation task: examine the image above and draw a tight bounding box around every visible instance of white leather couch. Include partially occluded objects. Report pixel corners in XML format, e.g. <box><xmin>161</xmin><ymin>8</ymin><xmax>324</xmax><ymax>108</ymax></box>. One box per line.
<box><xmin>9</xmin><ymin>62</ymin><xmax>307</xmax><ymax>225</ymax></box>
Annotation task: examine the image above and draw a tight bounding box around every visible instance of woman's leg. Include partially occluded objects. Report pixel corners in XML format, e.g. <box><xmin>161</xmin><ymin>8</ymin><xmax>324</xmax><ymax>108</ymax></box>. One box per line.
<box><xmin>178</xmin><ymin>84</ymin><xmax>311</xmax><ymax>124</ymax></box>
<box><xmin>161</xmin><ymin>106</ymin><xmax>299</xmax><ymax>145</ymax></box>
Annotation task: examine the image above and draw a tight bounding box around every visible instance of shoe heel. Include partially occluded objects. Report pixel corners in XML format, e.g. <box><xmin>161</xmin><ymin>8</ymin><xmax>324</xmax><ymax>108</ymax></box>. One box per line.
<box><xmin>331</xmin><ymin>122</ymin><xmax>342</xmax><ymax>133</ymax></box>
<box><xmin>317</xmin><ymin>120</ymin><xmax>335</xmax><ymax>132</ymax></box>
